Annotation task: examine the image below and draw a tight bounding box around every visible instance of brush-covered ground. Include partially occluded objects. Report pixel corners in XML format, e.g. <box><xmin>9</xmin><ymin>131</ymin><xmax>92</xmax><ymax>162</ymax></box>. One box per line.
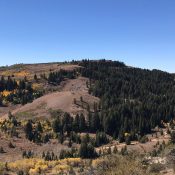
<box><xmin>0</xmin><ymin>61</ymin><xmax>175</xmax><ymax>175</ymax></box>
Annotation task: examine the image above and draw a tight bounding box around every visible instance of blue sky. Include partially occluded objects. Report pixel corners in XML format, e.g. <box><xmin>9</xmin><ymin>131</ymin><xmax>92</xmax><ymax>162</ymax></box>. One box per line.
<box><xmin>0</xmin><ymin>0</ymin><xmax>175</xmax><ymax>72</ymax></box>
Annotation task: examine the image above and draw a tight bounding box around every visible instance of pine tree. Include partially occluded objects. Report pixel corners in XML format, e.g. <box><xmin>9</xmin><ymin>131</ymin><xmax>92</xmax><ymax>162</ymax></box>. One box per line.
<box><xmin>45</xmin><ymin>151</ymin><xmax>51</xmax><ymax>161</ymax></box>
<box><xmin>73</xmin><ymin>114</ymin><xmax>80</xmax><ymax>132</ymax></box>
<box><xmin>33</xmin><ymin>129</ymin><xmax>41</xmax><ymax>143</ymax></box>
<box><xmin>121</xmin><ymin>145</ymin><xmax>127</xmax><ymax>155</ymax></box>
<box><xmin>52</xmin><ymin>118</ymin><xmax>60</xmax><ymax>133</ymax></box>
<box><xmin>68</xmin><ymin>138</ymin><xmax>72</xmax><ymax>148</ymax></box>
<box><xmin>79</xmin><ymin>113</ymin><xmax>86</xmax><ymax>132</ymax></box>
<box><xmin>24</xmin><ymin>120</ymin><xmax>33</xmax><ymax>141</ymax></box>
<box><xmin>0</xmin><ymin>147</ymin><xmax>4</xmax><ymax>153</ymax></box>
<box><xmin>42</xmin><ymin>152</ymin><xmax>45</xmax><ymax>159</ymax></box>
<box><xmin>95</xmin><ymin>132</ymin><xmax>109</xmax><ymax>147</ymax></box>
<box><xmin>171</xmin><ymin>131</ymin><xmax>175</xmax><ymax>144</ymax></box>
<box><xmin>43</xmin><ymin>134</ymin><xmax>50</xmax><ymax>143</ymax></box>
<box><xmin>107</xmin><ymin>147</ymin><xmax>111</xmax><ymax>154</ymax></box>
<box><xmin>79</xmin><ymin>141</ymin><xmax>87</xmax><ymax>158</ymax></box>
<box><xmin>8</xmin><ymin>111</ymin><xmax>13</xmax><ymax>120</ymax></box>
<box><xmin>22</xmin><ymin>151</ymin><xmax>27</xmax><ymax>158</ymax></box>
<box><xmin>8</xmin><ymin>141</ymin><xmax>15</xmax><ymax>148</ymax></box>
<box><xmin>34</xmin><ymin>74</ymin><xmax>38</xmax><ymax>81</ymax></box>
<box><xmin>0</xmin><ymin>96</ymin><xmax>2</xmax><ymax>106</ymax></box>
<box><xmin>79</xmin><ymin>135</ymin><xmax>97</xmax><ymax>158</ymax></box>
<box><xmin>125</xmin><ymin>135</ymin><xmax>131</xmax><ymax>145</ymax></box>
<box><xmin>90</xmin><ymin>112</ymin><xmax>100</xmax><ymax>132</ymax></box>
<box><xmin>59</xmin><ymin>149</ymin><xmax>66</xmax><ymax>159</ymax></box>
<box><xmin>113</xmin><ymin>145</ymin><xmax>118</xmax><ymax>154</ymax></box>
<box><xmin>58</xmin><ymin>132</ymin><xmax>64</xmax><ymax>144</ymax></box>
<box><xmin>87</xmin><ymin>143</ymin><xmax>97</xmax><ymax>158</ymax></box>
<box><xmin>36</xmin><ymin>122</ymin><xmax>43</xmax><ymax>133</ymax></box>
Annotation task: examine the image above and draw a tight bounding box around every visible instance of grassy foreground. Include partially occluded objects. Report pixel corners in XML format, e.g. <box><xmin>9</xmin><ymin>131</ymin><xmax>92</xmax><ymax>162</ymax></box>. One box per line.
<box><xmin>0</xmin><ymin>153</ymin><xmax>164</xmax><ymax>175</ymax></box>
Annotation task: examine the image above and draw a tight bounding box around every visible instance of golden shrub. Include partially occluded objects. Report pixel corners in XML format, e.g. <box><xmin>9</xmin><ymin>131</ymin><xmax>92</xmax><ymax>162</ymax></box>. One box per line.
<box><xmin>48</xmin><ymin>160</ymin><xmax>60</xmax><ymax>167</ymax></box>
<box><xmin>14</xmin><ymin>71</ymin><xmax>29</xmax><ymax>77</ymax></box>
<box><xmin>32</xmin><ymin>83</ymin><xmax>41</xmax><ymax>90</ymax></box>
<box><xmin>1</xmin><ymin>70</ymin><xmax>13</xmax><ymax>76</ymax></box>
<box><xmin>8</xmin><ymin>159</ymin><xmax>34</xmax><ymax>172</ymax></box>
<box><xmin>65</xmin><ymin>158</ymin><xmax>82</xmax><ymax>167</ymax></box>
<box><xmin>1</xmin><ymin>90</ymin><xmax>12</xmax><ymax>97</ymax></box>
<box><xmin>29</xmin><ymin>168</ymin><xmax>38</xmax><ymax>175</ymax></box>
<box><xmin>124</xmin><ymin>132</ymin><xmax>130</xmax><ymax>137</ymax></box>
<box><xmin>92</xmin><ymin>158</ymin><xmax>106</xmax><ymax>168</ymax></box>
<box><xmin>52</xmin><ymin>164</ymin><xmax>70</xmax><ymax>174</ymax></box>
<box><xmin>6</xmin><ymin>158</ymin><xmax>84</xmax><ymax>174</ymax></box>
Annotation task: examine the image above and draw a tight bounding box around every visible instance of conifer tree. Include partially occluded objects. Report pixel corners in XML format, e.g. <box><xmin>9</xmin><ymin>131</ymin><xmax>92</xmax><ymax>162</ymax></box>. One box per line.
<box><xmin>24</xmin><ymin>120</ymin><xmax>33</xmax><ymax>141</ymax></box>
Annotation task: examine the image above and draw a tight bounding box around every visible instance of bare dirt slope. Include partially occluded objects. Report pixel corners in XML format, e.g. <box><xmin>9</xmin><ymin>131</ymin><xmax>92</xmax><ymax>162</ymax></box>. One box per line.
<box><xmin>0</xmin><ymin>63</ymin><xmax>82</xmax><ymax>117</ymax></box>
<box><xmin>1</xmin><ymin>77</ymin><xmax>99</xmax><ymax>119</ymax></box>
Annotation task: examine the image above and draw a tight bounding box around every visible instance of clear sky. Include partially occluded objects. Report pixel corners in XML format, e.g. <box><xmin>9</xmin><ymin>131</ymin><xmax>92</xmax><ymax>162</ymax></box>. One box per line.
<box><xmin>0</xmin><ymin>0</ymin><xmax>175</xmax><ymax>72</ymax></box>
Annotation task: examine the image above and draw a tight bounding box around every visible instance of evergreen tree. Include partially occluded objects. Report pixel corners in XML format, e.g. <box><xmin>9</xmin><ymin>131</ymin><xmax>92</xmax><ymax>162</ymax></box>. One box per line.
<box><xmin>125</xmin><ymin>135</ymin><xmax>131</xmax><ymax>145</ymax></box>
<box><xmin>59</xmin><ymin>149</ymin><xmax>66</xmax><ymax>159</ymax></box>
<box><xmin>52</xmin><ymin>118</ymin><xmax>60</xmax><ymax>133</ymax></box>
<box><xmin>171</xmin><ymin>131</ymin><xmax>175</xmax><ymax>144</ymax></box>
<box><xmin>0</xmin><ymin>147</ymin><xmax>4</xmax><ymax>153</ymax></box>
<box><xmin>43</xmin><ymin>134</ymin><xmax>50</xmax><ymax>143</ymax></box>
<box><xmin>79</xmin><ymin>141</ymin><xmax>87</xmax><ymax>158</ymax></box>
<box><xmin>95</xmin><ymin>132</ymin><xmax>109</xmax><ymax>147</ymax></box>
<box><xmin>36</xmin><ymin>121</ymin><xmax>43</xmax><ymax>133</ymax></box>
<box><xmin>113</xmin><ymin>145</ymin><xmax>118</xmax><ymax>154</ymax></box>
<box><xmin>8</xmin><ymin>111</ymin><xmax>13</xmax><ymax>120</ymax></box>
<box><xmin>0</xmin><ymin>96</ymin><xmax>2</xmax><ymax>106</ymax></box>
<box><xmin>79</xmin><ymin>113</ymin><xmax>86</xmax><ymax>132</ymax></box>
<box><xmin>24</xmin><ymin>120</ymin><xmax>33</xmax><ymax>141</ymax></box>
<box><xmin>58</xmin><ymin>132</ymin><xmax>64</xmax><ymax>144</ymax></box>
<box><xmin>79</xmin><ymin>135</ymin><xmax>97</xmax><ymax>158</ymax></box>
<box><xmin>73</xmin><ymin>114</ymin><xmax>80</xmax><ymax>132</ymax></box>
<box><xmin>34</xmin><ymin>74</ymin><xmax>38</xmax><ymax>81</ymax></box>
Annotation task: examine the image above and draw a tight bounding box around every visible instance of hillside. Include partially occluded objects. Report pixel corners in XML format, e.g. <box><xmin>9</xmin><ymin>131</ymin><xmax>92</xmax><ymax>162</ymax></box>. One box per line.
<box><xmin>0</xmin><ymin>60</ymin><xmax>175</xmax><ymax>175</ymax></box>
<box><xmin>0</xmin><ymin>63</ymin><xmax>81</xmax><ymax>116</ymax></box>
<box><xmin>1</xmin><ymin>77</ymin><xmax>99</xmax><ymax>120</ymax></box>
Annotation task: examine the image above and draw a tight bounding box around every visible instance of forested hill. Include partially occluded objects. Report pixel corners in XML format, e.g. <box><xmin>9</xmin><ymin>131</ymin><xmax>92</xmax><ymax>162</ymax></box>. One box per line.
<box><xmin>77</xmin><ymin>59</ymin><xmax>175</xmax><ymax>141</ymax></box>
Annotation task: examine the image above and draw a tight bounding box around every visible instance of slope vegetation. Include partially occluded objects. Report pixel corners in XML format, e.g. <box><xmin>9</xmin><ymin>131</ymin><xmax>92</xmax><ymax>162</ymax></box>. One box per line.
<box><xmin>1</xmin><ymin>76</ymin><xmax>99</xmax><ymax>119</ymax></box>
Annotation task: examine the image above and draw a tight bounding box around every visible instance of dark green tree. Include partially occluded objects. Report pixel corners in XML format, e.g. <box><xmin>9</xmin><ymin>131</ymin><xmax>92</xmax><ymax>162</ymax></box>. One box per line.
<box><xmin>24</xmin><ymin>120</ymin><xmax>33</xmax><ymax>141</ymax></box>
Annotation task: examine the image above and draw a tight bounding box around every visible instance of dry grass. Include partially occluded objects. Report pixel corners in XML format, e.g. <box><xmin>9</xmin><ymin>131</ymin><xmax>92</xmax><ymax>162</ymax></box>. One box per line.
<box><xmin>0</xmin><ymin>153</ymin><xmax>158</xmax><ymax>175</ymax></box>
<box><xmin>14</xmin><ymin>70</ymin><xmax>30</xmax><ymax>77</ymax></box>
<box><xmin>2</xmin><ymin>157</ymin><xmax>83</xmax><ymax>175</ymax></box>
<box><xmin>93</xmin><ymin>154</ymin><xmax>156</xmax><ymax>175</ymax></box>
